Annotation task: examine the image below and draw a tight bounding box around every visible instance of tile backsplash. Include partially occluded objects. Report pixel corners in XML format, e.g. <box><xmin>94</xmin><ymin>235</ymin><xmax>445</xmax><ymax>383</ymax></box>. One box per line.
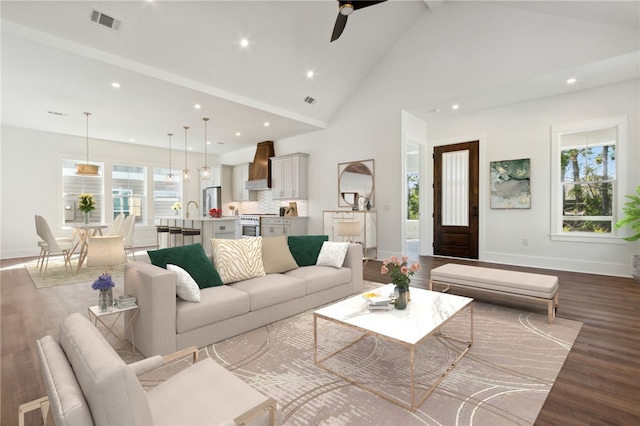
<box><xmin>222</xmin><ymin>189</ymin><xmax>308</xmax><ymax>216</ymax></box>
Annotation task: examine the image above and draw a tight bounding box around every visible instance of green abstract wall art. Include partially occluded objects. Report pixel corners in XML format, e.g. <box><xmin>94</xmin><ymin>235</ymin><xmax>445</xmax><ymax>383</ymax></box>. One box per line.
<box><xmin>490</xmin><ymin>158</ymin><xmax>531</xmax><ymax>209</ymax></box>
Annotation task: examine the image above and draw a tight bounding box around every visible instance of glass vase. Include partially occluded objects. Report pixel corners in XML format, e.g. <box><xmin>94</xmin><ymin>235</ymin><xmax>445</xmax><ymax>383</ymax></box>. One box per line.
<box><xmin>98</xmin><ymin>288</ymin><xmax>113</xmax><ymax>313</ymax></box>
<box><xmin>394</xmin><ymin>286</ymin><xmax>407</xmax><ymax>310</ymax></box>
<box><xmin>82</xmin><ymin>211</ymin><xmax>90</xmax><ymax>224</ymax></box>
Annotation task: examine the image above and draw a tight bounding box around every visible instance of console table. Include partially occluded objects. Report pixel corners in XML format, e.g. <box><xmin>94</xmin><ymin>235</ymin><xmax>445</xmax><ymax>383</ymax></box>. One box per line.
<box><xmin>322</xmin><ymin>210</ymin><xmax>377</xmax><ymax>259</ymax></box>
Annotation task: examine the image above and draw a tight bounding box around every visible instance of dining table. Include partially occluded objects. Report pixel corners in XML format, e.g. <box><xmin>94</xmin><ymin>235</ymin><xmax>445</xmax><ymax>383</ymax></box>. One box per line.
<box><xmin>69</xmin><ymin>223</ymin><xmax>110</xmax><ymax>273</ymax></box>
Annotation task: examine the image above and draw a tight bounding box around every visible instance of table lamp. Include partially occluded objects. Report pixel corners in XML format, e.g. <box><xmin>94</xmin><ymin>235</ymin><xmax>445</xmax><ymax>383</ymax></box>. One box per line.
<box><xmin>87</xmin><ymin>235</ymin><xmax>126</xmax><ymax>273</ymax></box>
<box><xmin>87</xmin><ymin>236</ymin><xmax>125</xmax><ymax>312</ymax></box>
<box><xmin>338</xmin><ymin>221</ymin><xmax>360</xmax><ymax>243</ymax></box>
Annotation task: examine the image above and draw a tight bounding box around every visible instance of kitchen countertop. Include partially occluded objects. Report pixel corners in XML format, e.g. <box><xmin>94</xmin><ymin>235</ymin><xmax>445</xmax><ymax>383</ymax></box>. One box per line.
<box><xmin>157</xmin><ymin>216</ymin><xmax>238</xmax><ymax>220</ymax></box>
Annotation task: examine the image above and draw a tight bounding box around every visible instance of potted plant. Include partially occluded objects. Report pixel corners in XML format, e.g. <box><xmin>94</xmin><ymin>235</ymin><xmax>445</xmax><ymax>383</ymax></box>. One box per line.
<box><xmin>614</xmin><ymin>186</ymin><xmax>640</xmax><ymax>282</ymax></box>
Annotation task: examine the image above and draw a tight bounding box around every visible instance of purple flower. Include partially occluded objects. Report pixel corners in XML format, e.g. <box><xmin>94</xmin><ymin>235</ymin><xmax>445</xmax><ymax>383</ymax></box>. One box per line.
<box><xmin>92</xmin><ymin>274</ymin><xmax>115</xmax><ymax>291</ymax></box>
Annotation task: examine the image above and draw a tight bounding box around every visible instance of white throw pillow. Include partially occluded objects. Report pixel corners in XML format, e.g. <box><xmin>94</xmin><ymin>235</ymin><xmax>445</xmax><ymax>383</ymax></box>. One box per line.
<box><xmin>167</xmin><ymin>264</ymin><xmax>201</xmax><ymax>302</ymax></box>
<box><xmin>211</xmin><ymin>237</ymin><xmax>266</xmax><ymax>284</ymax></box>
<box><xmin>316</xmin><ymin>241</ymin><xmax>350</xmax><ymax>268</ymax></box>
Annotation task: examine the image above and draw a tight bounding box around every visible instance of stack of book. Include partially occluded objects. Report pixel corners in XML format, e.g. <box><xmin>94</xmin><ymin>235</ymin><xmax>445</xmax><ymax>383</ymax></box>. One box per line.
<box><xmin>362</xmin><ymin>291</ymin><xmax>394</xmax><ymax>311</ymax></box>
<box><xmin>115</xmin><ymin>294</ymin><xmax>137</xmax><ymax>309</ymax></box>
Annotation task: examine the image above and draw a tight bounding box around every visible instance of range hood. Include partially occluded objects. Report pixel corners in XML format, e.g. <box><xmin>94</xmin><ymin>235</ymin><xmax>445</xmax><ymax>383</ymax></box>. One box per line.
<box><xmin>245</xmin><ymin>141</ymin><xmax>275</xmax><ymax>190</ymax></box>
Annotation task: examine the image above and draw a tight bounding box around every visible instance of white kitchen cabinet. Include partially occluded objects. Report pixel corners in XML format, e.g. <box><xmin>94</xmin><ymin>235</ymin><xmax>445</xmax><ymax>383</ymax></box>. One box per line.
<box><xmin>232</xmin><ymin>163</ymin><xmax>257</xmax><ymax>201</ymax></box>
<box><xmin>270</xmin><ymin>153</ymin><xmax>308</xmax><ymax>200</ymax></box>
<box><xmin>200</xmin><ymin>165</ymin><xmax>232</xmax><ymax>205</ymax></box>
<box><xmin>261</xmin><ymin>217</ymin><xmax>307</xmax><ymax>238</ymax></box>
<box><xmin>322</xmin><ymin>210</ymin><xmax>377</xmax><ymax>259</ymax></box>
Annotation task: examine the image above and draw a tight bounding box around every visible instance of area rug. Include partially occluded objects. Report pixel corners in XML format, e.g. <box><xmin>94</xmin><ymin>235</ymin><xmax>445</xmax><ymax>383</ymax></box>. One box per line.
<box><xmin>24</xmin><ymin>257</ymin><xmax>125</xmax><ymax>288</ymax></box>
<box><xmin>136</xmin><ymin>295</ymin><xmax>582</xmax><ymax>426</ymax></box>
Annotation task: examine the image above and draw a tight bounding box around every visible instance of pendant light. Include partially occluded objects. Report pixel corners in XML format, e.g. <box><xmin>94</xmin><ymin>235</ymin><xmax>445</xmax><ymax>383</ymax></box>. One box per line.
<box><xmin>166</xmin><ymin>133</ymin><xmax>174</xmax><ymax>185</ymax></box>
<box><xmin>201</xmin><ymin>117</ymin><xmax>210</xmax><ymax>180</ymax></box>
<box><xmin>76</xmin><ymin>112</ymin><xmax>100</xmax><ymax>176</ymax></box>
<box><xmin>182</xmin><ymin>126</ymin><xmax>191</xmax><ymax>182</ymax></box>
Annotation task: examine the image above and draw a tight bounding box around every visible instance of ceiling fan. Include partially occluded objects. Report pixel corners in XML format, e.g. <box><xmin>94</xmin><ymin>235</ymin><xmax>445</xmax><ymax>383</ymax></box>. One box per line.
<box><xmin>330</xmin><ymin>1</ymin><xmax>388</xmax><ymax>42</ymax></box>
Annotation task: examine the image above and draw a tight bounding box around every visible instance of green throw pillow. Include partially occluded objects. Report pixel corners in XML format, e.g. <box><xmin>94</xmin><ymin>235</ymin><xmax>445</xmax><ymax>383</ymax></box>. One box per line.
<box><xmin>147</xmin><ymin>243</ymin><xmax>223</xmax><ymax>289</ymax></box>
<box><xmin>287</xmin><ymin>235</ymin><xmax>329</xmax><ymax>267</ymax></box>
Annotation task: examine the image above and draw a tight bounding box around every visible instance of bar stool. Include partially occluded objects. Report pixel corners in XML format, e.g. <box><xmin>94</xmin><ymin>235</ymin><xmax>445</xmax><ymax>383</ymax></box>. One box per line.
<box><xmin>168</xmin><ymin>227</ymin><xmax>183</xmax><ymax>247</ymax></box>
<box><xmin>156</xmin><ymin>225</ymin><xmax>170</xmax><ymax>249</ymax></box>
<box><xmin>182</xmin><ymin>228</ymin><xmax>202</xmax><ymax>246</ymax></box>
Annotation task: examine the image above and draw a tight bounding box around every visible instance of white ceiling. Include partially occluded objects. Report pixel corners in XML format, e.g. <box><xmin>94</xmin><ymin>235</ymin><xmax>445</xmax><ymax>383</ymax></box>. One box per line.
<box><xmin>2</xmin><ymin>1</ymin><xmax>639</xmax><ymax>154</ymax></box>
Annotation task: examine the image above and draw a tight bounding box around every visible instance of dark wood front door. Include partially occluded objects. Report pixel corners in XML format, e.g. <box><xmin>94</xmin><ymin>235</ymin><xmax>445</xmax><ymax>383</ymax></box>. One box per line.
<box><xmin>433</xmin><ymin>141</ymin><xmax>479</xmax><ymax>259</ymax></box>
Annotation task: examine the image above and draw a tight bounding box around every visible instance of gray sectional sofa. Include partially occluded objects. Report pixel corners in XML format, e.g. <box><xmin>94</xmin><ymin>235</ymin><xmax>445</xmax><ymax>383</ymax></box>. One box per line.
<box><xmin>124</xmin><ymin>240</ymin><xmax>363</xmax><ymax>357</ymax></box>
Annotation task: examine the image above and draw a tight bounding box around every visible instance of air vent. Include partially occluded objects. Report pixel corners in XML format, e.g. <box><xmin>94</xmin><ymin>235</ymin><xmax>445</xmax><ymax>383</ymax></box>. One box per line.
<box><xmin>304</xmin><ymin>96</ymin><xmax>316</xmax><ymax>105</ymax></box>
<box><xmin>90</xmin><ymin>9</ymin><xmax>122</xmax><ymax>32</ymax></box>
<box><xmin>47</xmin><ymin>110</ymin><xmax>67</xmax><ymax>116</ymax></box>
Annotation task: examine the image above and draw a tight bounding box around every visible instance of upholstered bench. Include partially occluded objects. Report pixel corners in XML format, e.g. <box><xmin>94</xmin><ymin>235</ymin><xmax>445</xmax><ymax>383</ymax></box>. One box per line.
<box><xmin>429</xmin><ymin>264</ymin><xmax>559</xmax><ymax>323</ymax></box>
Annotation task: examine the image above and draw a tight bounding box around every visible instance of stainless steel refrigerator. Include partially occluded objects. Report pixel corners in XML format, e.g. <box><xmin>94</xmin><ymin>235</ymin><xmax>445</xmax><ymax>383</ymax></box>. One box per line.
<box><xmin>203</xmin><ymin>186</ymin><xmax>222</xmax><ymax>217</ymax></box>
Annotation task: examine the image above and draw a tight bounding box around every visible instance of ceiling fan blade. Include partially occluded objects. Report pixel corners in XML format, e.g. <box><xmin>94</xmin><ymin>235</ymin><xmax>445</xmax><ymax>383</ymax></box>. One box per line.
<box><xmin>353</xmin><ymin>0</ymin><xmax>387</xmax><ymax>11</ymax></box>
<box><xmin>331</xmin><ymin>13</ymin><xmax>348</xmax><ymax>42</ymax></box>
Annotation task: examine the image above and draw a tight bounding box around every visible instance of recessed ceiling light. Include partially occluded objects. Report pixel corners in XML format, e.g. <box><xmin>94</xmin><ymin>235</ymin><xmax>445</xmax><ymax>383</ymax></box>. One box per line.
<box><xmin>235</xmin><ymin>132</ymin><xmax>241</xmax><ymax>136</ymax></box>
<box><xmin>452</xmin><ymin>104</ymin><xmax>460</xmax><ymax>110</ymax></box>
<box><xmin>264</xmin><ymin>122</ymin><xmax>270</xmax><ymax>127</ymax></box>
<box><xmin>306</xmin><ymin>70</ymin><xmax>314</xmax><ymax>78</ymax></box>
<box><xmin>111</xmin><ymin>82</ymin><xmax>120</xmax><ymax>88</ymax></box>
<box><xmin>194</xmin><ymin>104</ymin><xmax>201</xmax><ymax>109</ymax></box>
<box><xmin>129</xmin><ymin>138</ymin><xmax>135</xmax><ymax>142</ymax></box>
<box><xmin>240</xmin><ymin>38</ymin><xmax>249</xmax><ymax>47</ymax></box>
<box><xmin>206</xmin><ymin>141</ymin><xmax>211</xmax><ymax>145</ymax></box>
<box><xmin>566</xmin><ymin>77</ymin><xmax>577</xmax><ymax>84</ymax></box>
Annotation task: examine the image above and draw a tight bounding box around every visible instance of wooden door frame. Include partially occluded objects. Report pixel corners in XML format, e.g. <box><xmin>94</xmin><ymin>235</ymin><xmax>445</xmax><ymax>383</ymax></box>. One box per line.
<box><xmin>425</xmin><ymin>134</ymin><xmax>486</xmax><ymax>259</ymax></box>
<box><xmin>433</xmin><ymin>141</ymin><xmax>479</xmax><ymax>259</ymax></box>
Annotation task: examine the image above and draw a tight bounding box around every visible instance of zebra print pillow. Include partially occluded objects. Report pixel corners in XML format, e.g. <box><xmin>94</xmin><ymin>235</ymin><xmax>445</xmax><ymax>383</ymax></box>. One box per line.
<box><xmin>211</xmin><ymin>237</ymin><xmax>266</xmax><ymax>284</ymax></box>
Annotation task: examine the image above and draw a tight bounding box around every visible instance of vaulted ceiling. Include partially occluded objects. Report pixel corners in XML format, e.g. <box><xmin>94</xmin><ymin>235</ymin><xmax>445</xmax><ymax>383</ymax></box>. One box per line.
<box><xmin>2</xmin><ymin>1</ymin><xmax>638</xmax><ymax>154</ymax></box>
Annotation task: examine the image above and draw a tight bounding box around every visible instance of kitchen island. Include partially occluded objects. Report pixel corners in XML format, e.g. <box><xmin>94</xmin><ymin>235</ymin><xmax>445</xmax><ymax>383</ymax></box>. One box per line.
<box><xmin>157</xmin><ymin>217</ymin><xmax>238</xmax><ymax>253</ymax></box>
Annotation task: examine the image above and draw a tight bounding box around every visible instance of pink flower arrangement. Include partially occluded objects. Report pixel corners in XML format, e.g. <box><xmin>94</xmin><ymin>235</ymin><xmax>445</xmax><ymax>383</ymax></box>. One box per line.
<box><xmin>381</xmin><ymin>256</ymin><xmax>420</xmax><ymax>289</ymax></box>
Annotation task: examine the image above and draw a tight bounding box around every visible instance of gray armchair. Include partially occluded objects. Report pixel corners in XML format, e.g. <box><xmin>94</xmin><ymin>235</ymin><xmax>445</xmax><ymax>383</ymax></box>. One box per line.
<box><xmin>20</xmin><ymin>313</ymin><xmax>278</xmax><ymax>425</ymax></box>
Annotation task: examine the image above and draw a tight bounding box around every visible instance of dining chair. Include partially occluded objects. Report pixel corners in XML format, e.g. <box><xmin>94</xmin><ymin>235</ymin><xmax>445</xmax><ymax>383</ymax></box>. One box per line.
<box><xmin>35</xmin><ymin>215</ymin><xmax>75</xmax><ymax>278</ymax></box>
<box><xmin>107</xmin><ymin>213</ymin><xmax>125</xmax><ymax>236</ymax></box>
<box><xmin>120</xmin><ymin>214</ymin><xmax>137</xmax><ymax>260</ymax></box>
<box><xmin>34</xmin><ymin>215</ymin><xmax>75</xmax><ymax>269</ymax></box>
<box><xmin>34</xmin><ymin>215</ymin><xmax>48</xmax><ymax>269</ymax></box>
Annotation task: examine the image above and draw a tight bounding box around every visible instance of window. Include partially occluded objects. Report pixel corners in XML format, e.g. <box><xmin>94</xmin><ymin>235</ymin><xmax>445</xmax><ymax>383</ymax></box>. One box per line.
<box><xmin>551</xmin><ymin>115</ymin><xmax>627</xmax><ymax>243</ymax></box>
<box><xmin>62</xmin><ymin>159</ymin><xmax>103</xmax><ymax>224</ymax></box>
<box><xmin>407</xmin><ymin>172</ymin><xmax>419</xmax><ymax>220</ymax></box>
<box><xmin>112</xmin><ymin>165</ymin><xmax>146</xmax><ymax>224</ymax></box>
<box><xmin>153</xmin><ymin>167</ymin><xmax>182</xmax><ymax>217</ymax></box>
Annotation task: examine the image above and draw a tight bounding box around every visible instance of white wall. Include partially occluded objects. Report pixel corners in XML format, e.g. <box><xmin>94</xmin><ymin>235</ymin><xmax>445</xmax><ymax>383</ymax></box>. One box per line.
<box><xmin>0</xmin><ymin>126</ymin><xmax>216</xmax><ymax>258</ymax></box>
<box><xmin>426</xmin><ymin>80</ymin><xmax>639</xmax><ymax>276</ymax></box>
<box><xmin>255</xmin><ymin>2</ymin><xmax>639</xmax><ymax>276</ymax></box>
<box><xmin>2</xmin><ymin>2</ymin><xmax>638</xmax><ymax>278</ymax></box>
<box><xmin>258</xmin><ymin>2</ymin><xmax>640</xmax><ymax>275</ymax></box>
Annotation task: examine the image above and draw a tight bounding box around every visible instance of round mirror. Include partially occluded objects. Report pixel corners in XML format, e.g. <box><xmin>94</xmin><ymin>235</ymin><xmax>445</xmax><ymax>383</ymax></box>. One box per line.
<box><xmin>338</xmin><ymin>160</ymin><xmax>374</xmax><ymax>208</ymax></box>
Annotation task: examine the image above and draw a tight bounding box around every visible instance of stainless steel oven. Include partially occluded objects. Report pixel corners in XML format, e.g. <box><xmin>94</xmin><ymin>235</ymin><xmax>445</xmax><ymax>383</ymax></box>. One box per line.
<box><xmin>239</xmin><ymin>215</ymin><xmax>260</xmax><ymax>238</ymax></box>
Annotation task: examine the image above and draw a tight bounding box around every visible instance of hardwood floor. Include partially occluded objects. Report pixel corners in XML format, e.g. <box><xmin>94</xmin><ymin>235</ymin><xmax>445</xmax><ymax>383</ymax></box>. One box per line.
<box><xmin>366</xmin><ymin>257</ymin><xmax>640</xmax><ymax>425</ymax></box>
<box><xmin>3</xmin><ymin>255</ymin><xmax>639</xmax><ymax>425</ymax></box>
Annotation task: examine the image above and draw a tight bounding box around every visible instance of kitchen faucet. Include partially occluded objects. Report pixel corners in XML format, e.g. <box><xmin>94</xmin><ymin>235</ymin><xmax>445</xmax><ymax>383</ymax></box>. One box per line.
<box><xmin>186</xmin><ymin>200</ymin><xmax>199</xmax><ymax>218</ymax></box>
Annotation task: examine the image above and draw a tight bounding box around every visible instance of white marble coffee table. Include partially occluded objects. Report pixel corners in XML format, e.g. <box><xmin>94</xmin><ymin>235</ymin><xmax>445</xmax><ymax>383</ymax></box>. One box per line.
<box><xmin>313</xmin><ymin>283</ymin><xmax>473</xmax><ymax>411</ymax></box>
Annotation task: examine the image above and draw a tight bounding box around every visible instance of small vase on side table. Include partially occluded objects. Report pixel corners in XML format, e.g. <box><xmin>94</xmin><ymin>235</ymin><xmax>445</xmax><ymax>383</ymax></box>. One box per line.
<box><xmin>98</xmin><ymin>288</ymin><xmax>113</xmax><ymax>313</ymax></box>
